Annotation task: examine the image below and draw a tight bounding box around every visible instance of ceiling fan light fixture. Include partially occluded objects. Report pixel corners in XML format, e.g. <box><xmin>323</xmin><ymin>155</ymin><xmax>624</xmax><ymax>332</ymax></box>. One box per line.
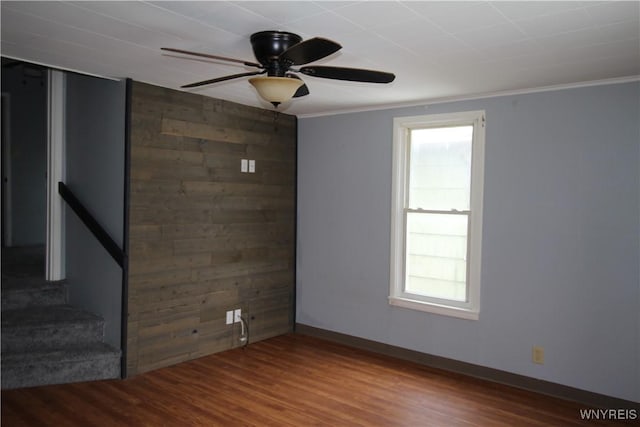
<box><xmin>249</xmin><ymin>76</ymin><xmax>304</xmax><ymax>107</ymax></box>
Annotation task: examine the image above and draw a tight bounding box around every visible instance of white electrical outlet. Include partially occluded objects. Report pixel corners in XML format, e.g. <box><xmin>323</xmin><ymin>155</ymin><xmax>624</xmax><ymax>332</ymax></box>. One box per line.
<box><xmin>532</xmin><ymin>346</ymin><xmax>544</xmax><ymax>364</ymax></box>
<box><xmin>234</xmin><ymin>308</ymin><xmax>242</xmax><ymax>323</ymax></box>
<box><xmin>240</xmin><ymin>159</ymin><xmax>248</xmax><ymax>173</ymax></box>
<box><xmin>226</xmin><ymin>310</ymin><xmax>233</xmax><ymax>325</ymax></box>
<box><xmin>248</xmin><ymin>160</ymin><xmax>255</xmax><ymax>173</ymax></box>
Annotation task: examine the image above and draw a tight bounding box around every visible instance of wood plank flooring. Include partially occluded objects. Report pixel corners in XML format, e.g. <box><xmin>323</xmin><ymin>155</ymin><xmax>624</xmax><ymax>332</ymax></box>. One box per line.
<box><xmin>1</xmin><ymin>334</ymin><xmax>633</xmax><ymax>426</ymax></box>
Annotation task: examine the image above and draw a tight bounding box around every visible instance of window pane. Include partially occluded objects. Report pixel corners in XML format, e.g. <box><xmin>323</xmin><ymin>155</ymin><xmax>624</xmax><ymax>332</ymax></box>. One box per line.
<box><xmin>408</xmin><ymin>126</ymin><xmax>472</xmax><ymax>210</ymax></box>
<box><xmin>405</xmin><ymin>212</ymin><xmax>468</xmax><ymax>301</ymax></box>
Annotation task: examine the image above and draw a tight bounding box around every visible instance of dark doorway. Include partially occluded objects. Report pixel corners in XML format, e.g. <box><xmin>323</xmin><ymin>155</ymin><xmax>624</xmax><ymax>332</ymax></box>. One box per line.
<box><xmin>1</xmin><ymin>58</ymin><xmax>48</xmax><ymax>252</ymax></box>
<box><xmin>2</xmin><ymin>92</ymin><xmax>8</xmax><ymax>247</ymax></box>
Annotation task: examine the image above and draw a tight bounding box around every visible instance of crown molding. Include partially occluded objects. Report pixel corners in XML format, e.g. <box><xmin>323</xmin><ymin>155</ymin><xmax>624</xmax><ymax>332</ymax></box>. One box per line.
<box><xmin>298</xmin><ymin>75</ymin><xmax>640</xmax><ymax>119</ymax></box>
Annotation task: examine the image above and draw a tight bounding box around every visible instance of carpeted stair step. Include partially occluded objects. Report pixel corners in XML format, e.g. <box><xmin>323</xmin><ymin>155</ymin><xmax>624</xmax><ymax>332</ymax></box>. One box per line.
<box><xmin>1</xmin><ymin>245</ymin><xmax>45</xmax><ymax>277</ymax></box>
<box><xmin>1</xmin><ymin>245</ymin><xmax>122</xmax><ymax>389</ymax></box>
<box><xmin>1</xmin><ymin>305</ymin><xmax>104</xmax><ymax>352</ymax></box>
<box><xmin>1</xmin><ymin>343</ymin><xmax>121</xmax><ymax>389</ymax></box>
<box><xmin>1</xmin><ymin>276</ymin><xmax>67</xmax><ymax>310</ymax></box>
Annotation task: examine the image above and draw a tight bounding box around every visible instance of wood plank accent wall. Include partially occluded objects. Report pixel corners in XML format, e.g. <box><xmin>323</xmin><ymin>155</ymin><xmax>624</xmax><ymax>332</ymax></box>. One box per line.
<box><xmin>126</xmin><ymin>82</ymin><xmax>296</xmax><ymax>375</ymax></box>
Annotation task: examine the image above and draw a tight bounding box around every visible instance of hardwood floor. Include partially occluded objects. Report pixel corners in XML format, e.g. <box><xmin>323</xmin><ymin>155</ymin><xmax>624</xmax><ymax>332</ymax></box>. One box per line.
<box><xmin>1</xmin><ymin>334</ymin><xmax>633</xmax><ymax>426</ymax></box>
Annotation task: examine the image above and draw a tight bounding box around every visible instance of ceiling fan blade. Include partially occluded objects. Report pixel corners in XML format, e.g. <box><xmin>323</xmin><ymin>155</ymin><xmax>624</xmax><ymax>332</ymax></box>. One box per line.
<box><xmin>286</xmin><ymin>73</ymin><xmax>310</xmax><ymax>97</ymax></box>
<box><xmin>182</xmin><ymin>70</ymin><xmax>266</xmax><ymax>88</ymax></box>
<box><xmin>161</xmin><ymin>47</ymin><xmax>262</xmax><ymax>69</ymax></box>
<box><xmin>299</xmin><ymin>66</ymin><xmax>395</xmax><ymax>83</ymax></box>
<box><xmin>280</xmin><ymin>37</ymin><xmax>342</xmax><ymax>65</ymax></box>
<box><xmin>293</xmin><ymin>84</ymin><xmax>310</xmax><ymax>98</ymax></box>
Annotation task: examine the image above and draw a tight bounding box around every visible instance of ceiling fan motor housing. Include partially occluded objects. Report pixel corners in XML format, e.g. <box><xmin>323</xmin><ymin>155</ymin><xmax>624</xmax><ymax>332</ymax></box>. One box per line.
<box><xmin>250</xmin><ymin>31</ymin><xmax>302</xmax><ymax>76</ymax></box>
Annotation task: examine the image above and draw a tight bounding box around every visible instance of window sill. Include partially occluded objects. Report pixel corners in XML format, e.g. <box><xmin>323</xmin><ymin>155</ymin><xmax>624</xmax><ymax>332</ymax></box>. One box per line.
<box><xmin>388</xmin><ymin>296</ymin><xmax>479</xmax><ymax>320</ymax></box>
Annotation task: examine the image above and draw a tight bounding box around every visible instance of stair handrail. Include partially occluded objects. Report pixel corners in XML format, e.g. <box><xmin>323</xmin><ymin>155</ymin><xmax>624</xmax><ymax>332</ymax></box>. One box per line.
<box><xmin>58</xmin><ymin>181</ymin><xmax>125</xmax><ymax>268</ymax></box>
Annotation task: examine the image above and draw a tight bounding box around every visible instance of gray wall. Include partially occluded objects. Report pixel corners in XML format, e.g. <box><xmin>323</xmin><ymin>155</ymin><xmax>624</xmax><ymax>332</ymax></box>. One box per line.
<box><xmin>2</xmin><ymin>65</ymin><xmax>47</xmax><ymax>246</ymax></box>
<box><xmin>65</xmin><ymin>73</ymin><xmax>126</xmax><ymax>348</ymax></box>
<box><xmin>297</xmin><ymin>82</ymin><xmax>640</xmax><ymax>402</ymax></box>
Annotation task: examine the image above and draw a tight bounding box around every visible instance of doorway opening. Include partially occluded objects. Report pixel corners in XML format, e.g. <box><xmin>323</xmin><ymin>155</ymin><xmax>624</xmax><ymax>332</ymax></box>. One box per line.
<box><xmin>1</xmin><ymin>58</ymin><xmax>64</xmax><ymax>281</ymax></box>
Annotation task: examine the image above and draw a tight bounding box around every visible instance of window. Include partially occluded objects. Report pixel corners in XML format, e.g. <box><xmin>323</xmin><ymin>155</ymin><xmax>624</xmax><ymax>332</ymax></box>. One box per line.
<box><xmin>390</xmin><ymin>111</ymin><xmax>485</xmax><ymax>320</ymax></box>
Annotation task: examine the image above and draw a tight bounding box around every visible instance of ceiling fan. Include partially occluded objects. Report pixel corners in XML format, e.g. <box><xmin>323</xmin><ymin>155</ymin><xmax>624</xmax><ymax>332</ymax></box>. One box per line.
<box><xmin>162</xmin><ymin>30</ymin><xmax>395</xmax><ymax>107</ymax></box>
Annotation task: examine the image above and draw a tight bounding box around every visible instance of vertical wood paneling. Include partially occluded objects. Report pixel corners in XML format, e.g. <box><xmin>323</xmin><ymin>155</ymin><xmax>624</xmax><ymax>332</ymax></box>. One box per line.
<box><xmin>127</xmin><ymin>82</ymin><xmax>296</xmax><ymax>375</ymax></box>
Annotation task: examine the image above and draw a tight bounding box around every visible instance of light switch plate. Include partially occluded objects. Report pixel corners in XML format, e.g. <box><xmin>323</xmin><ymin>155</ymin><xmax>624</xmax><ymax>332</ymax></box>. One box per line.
<box><xmin>241</xmin><ymin>159</ymin><xmax>248</xmax><ymax>173</ymax></box>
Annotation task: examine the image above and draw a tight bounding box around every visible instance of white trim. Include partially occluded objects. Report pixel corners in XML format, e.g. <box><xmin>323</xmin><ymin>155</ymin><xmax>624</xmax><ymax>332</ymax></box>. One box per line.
<box><xmin>389</xmin><ymin>120</ymin><xmax>407</xmax><ymax>304</ymax></box>
<box><xmin>1</xmin><ymin>93</ymin><xmax>12</xmax><ymax>247</ymax></box>
<box><xmin>298</xmin><ymin>75</ymin><xmax>640</xmax><ymax>118</ymax></box>
<box><xmin>46</xmin><ymin>70</ymin><xmax>65</xmax><ymax>281</ymax></box>
<box><xmin>392</xmin><ymin>110</ymin><xmax>486</xmax><ymax>130</ymax></box>
<box><xmin>390</xmin><ymin>110</ymin><xmax>485</xmax><ymax>320</ymax></box>
<box><xmin>389</xmin><ymin>296</ymin><xmax>479</xmax><ymax>321</ymax></box>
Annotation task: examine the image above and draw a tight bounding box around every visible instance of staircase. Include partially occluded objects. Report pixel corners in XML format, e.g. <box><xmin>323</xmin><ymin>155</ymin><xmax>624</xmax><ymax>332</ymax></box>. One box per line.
<box><xmin>1</xmin><ymin>246</ymin><xmax>121</xmax><ymax>389</ymax></box>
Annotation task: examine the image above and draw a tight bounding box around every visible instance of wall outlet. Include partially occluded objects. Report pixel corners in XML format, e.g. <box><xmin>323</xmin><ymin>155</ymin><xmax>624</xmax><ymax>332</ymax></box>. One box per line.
<box><xmin>240</xmin><ymin>159</ymin><xmax>248</xmax><ymax>173</ymax></box>
<box><xmin>234</xmin><ymin>308</ymin><xmax>242</xmax><ymax>323</ymax></box>
<box><xmin>532</xmin><ymin>346</ymin><xmax>544</xmax><ymax>364</ymax></box>
<box><xmin>226</xmin><ymin>310</ymin><xmax>233</xmax><ymax>325</ymax></box>
<box><xmin>248</xmin><ymin>160</ymin><xmax>255</xmax><ymax>173</ymax></box>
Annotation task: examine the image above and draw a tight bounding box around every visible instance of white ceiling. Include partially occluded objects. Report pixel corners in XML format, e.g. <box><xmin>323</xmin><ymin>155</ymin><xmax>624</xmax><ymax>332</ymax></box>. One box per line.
<box><xmin>1</xmin><ymin>1</ymin><xmax>639</xmax><ymax>117</ymax></box>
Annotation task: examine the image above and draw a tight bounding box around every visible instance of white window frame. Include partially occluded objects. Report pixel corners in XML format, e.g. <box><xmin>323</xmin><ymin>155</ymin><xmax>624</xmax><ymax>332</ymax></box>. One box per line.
<box><xmin>389</xmin><ymin>110</ymin><xmax>485</xmax><ymax>320</ymax></box>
